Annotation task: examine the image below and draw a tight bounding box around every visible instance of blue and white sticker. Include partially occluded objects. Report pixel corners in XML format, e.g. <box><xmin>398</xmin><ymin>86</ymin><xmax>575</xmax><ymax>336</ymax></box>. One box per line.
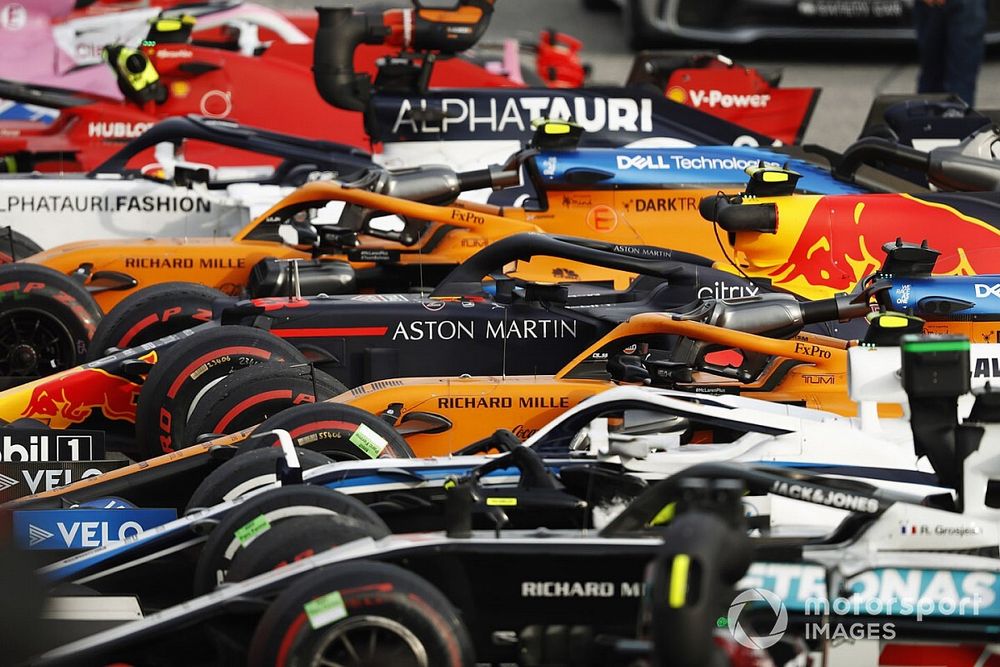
<box><xmin>12</xmin><ymin>508</ymin><xmax>177</xmax><ymax>550</ymax></box>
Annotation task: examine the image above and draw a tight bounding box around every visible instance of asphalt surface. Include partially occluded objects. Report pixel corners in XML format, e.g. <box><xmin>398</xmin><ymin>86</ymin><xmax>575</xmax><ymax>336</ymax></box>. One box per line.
<box><xmin>270</xmin><ymin>0</ymin><xmax>999</xmax><ymax>150</ymax></box>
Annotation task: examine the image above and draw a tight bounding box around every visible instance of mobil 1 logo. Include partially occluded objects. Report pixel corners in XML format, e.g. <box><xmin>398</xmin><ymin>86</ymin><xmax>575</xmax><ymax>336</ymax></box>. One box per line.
<box><xmin>0</xmin><ymin>429</ymin><xmax>105</xmax><ymax>462</ymax></box>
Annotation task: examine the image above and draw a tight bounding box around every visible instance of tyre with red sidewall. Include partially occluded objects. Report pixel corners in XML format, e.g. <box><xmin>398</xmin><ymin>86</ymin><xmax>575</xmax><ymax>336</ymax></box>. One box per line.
<box><xmin>0</xmin><ymin>263</ymin><xmax>101</xmax><ymax>384</ymax></box>
<box><xmin>243</xmin><ymin>401</ymin><xmax>414</xmax><ymax>461</ymax></box>
<box><xmin>192</xmin><ymin>485</ymin><xmax>387</xmax><ymax>597</ymax></box>
<box><xmin>248</xmin><ymin>561</ymin><xmax>474</xmax><ymax>667</ymax></box>
<box><xmin>227</xmin><ymin>514</ymin><xmax>386</xmax><ymax>583</ymax></box>
<box><xmin>134</xmin><ymin>325</ymin><xmax>306</xmax><ymax>460</ymax></box>
<box><xmin>87</xmin><ymin>282</ymin><xmax>226</xmax><ymax>361</ymax></box>
<box><xmin>184</xmin><ymin>363</ymin><xmax>348</xmax><ymax>445</ymax></box>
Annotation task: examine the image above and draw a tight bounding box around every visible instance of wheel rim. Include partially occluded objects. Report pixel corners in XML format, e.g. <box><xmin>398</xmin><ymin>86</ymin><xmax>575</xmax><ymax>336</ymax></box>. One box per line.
<box><xmin>0</xmin><ymin>308</ymin><xmax>75</xmax><ymax>377</ymax></box>
<box><xmin>307</xmin><ymin>616</ymin><xmax>428</xmax><ymax>667</ymax></box>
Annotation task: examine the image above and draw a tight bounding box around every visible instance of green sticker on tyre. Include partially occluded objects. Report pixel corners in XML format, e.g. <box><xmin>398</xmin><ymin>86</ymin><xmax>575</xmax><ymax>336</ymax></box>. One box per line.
<box><xmin>304</xmin><ymin>590</ymin><xmax>348</xmax><ymax>629</ymax></box>
<box><xmin>234</xmin><ymin>514</ymin><xmax>270</xmax><ymax>545</ymax></box>
<box><xmin>349</xmin><ymin>423</ymin><xmax>388</xmax><ymax>459</ymax></box>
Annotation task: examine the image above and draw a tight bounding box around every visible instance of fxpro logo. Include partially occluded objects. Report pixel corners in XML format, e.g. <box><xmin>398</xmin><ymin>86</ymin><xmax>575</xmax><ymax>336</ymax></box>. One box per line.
<box><xmin>975</xmin><ymin>283</ymin><xmax>1000</xmax><ymax>299</ymax></box>
<box><xmin>688</xmin><ymin>89</ymin><xmax>772</xmax><ymax>110</ymax></box>
<box><xmin>616</xmin><ymin>154</ymin><xmax>670</xmax><ymax>171</ymax></box>
<box><xmin>87</xmin><ymin>122</ymin><xmax>154</xmax><ymax>139</ymax></box>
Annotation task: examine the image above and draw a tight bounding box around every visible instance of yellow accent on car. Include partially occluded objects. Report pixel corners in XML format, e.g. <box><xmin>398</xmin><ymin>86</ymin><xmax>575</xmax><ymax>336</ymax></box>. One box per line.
<box><xmin>649</xmin><ymin>502</ymin><xmax>676</xmax><ymax>526</ymax></box>
<box><xmin>486</xmin><ymin>497</ymin><xmax>517</xmax><ymax>506</ymax></box>
<box><xmin>669</xmin><ymin>554</ymin><xmax>691</xmax><ymax>608</ymax></box>
<box><xmin>151</xmin><ymin>15</ymin><xmax>196</xmax><ymax>32</ymax></box>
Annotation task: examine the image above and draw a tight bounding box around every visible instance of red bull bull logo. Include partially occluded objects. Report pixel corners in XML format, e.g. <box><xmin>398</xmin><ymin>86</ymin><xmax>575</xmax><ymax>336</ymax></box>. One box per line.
<box><xmin>17</xmin><ymin>352</ymin><xmax>156</xmax><ymax>429</ymax></box>
<box><xmin>767</xmin><ymin>194</ymin><xmax>1000</xmax><ymax>298</ymax></box>
<box><xmin>20</xmin><ymin>368</ymin><xmax>140</xmax><ymax>429</ymax></box>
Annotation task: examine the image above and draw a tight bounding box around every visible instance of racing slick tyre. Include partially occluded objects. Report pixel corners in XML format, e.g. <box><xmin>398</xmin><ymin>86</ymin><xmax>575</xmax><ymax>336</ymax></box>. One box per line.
<box><xmin>0</xmin><ymin>263</ymin><xmax>102</xmax><ymax>384</ymax></box>
<box><xmin>227</xmin><ymin>514</ymin><xmax>387</xmax><ymax>584</ymax></box>
<box><xmin>208</xmin><ymin>512</ymin><xmax>392</xmax><ymax>664</ymax></box>
<box><xmin>248</xmin><ymin>561</ymin><xmax>475</xmax><ymax>667</ymax></box>
<box><xmin>185</xmin><ymin>447</ymin><xmax>334</xmax><ymax>513</ymax></box>
<box><xmin>184</xmin><ymin>363</ymin><xmax>349</xmax><ymax>445</ymax></box>
<box><xmin>242</xmin><ymin>401</ymin><xmax>415</xmax><ymax>461</ymax></box>
<box><xmin>192</xmin><ymin>485</ymin><xmax>388</xmax><ymax>597</ymax></box>
<box><xmin>135</xmin><ymin>325</ymin><xmax>306</xmax><ymax>460</ymax></box>
<box><xmin>0</xmin><ymin>230</ymin><xmax>42</xmax><ymax>262</ymax></box>
<box><xmin>87</xmin><ymin>282</ymin><xmax>227</xmax><ymax>361</ymax></box>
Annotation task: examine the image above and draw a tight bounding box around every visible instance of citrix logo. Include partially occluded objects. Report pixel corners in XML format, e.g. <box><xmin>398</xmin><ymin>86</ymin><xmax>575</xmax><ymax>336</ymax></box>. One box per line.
<box><xmin>975</xmin><ymin>283</ymin><xmax>1000</xmax><ymax>299</ymax></box>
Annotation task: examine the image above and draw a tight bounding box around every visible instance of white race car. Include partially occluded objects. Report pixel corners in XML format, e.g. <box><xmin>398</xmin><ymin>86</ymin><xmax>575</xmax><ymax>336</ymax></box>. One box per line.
<box><xmin>0</xmin><ymin>114</ymin><xmax>374</xmax><ymax>255</ymax></box>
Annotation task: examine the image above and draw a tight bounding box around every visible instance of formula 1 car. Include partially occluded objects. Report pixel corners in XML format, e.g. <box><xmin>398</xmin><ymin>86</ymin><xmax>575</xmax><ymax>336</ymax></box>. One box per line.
<box><xmin>0</xmin><ymin>0</ymin><xmax>789</xmax><ymax>173</ymax></box>
<box><xmin>0</xmin><ymin>137</ymin><xmax>872</xmax><ymax>375</ymax></box>
<box><xmin>1</xmin><ymin>0</ymin><xmax>317</xmax><ymax>100</ymax></box>
<box><xmin>700</xmin><ymin>162</ymin><xmax>1000</xmax><ymax>301</ymax></box>
<box><xmin>4</xmin><ymin>127</ymin><xmax>998</xmax><ymax>377</ymax></box>
<box><xmin>0</xmin><ymin>236</ymin><xmax>974</xmax><ymax>465</ymax></box>
<box><xmin>0</xmin><ymin>115</ymin><xmax>379</xmax><ymax>253</ymax></box>
<box><xmin>106</xmin><ymin>242</ymin><xmax>1000</xmax><ymax>462</ymax></box>
<box><xmin>594</xmin><ymin>0</ymin><xmax>1000</xmax><ymax>50</ymax></box>
<box><xmin>18</xmin><ymin>337</ymin><xmax>1000</xmax><ymax>667</ymax></box>
<box><xmin>12</xmin><ymin>382</ymin><xmax>932</xmax><ymax>588</ymax></box>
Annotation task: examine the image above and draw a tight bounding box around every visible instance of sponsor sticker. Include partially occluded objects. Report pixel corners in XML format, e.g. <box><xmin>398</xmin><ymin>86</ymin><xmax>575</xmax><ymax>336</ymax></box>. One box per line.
<box><xmin>347</xmin><ymin>249</ymin><xmax>401</xmax><ymax>263</ymax></box>
<box><xmin>0</xmin><ymin>4</ymin><xmax>27</xmax><ymax>31</ymax></box>
<box><xmin>586</xmin><ymin>205</ymin><xmax>618</xmax><ymax>233</ymax></box>
<box><xmin>0</xmin><ymin>459</ymin><xmax>126</xmax><ymax>502</ymax></box>
<box><xmin>975</xmin><ymin>283</ymin><xmax>1000</xmax><ymax>299</ymax></box>
<box><xmin>349</xmin><ymin>424</ymin><xmax>388</xmax><ymax>459</ymax></box>
<box><xmin>0</xmin><ymin>430</ymin><xmax>104</xmax><ymax>462</ymax></box>
<box><xmin>13</xmin><ymin>508</ymin><xmax>176</xmax><ymax>550</ymax></box>
<box><xmin>304</xmin><ymin>591</ymin><xmax>348</xmax><ymax>629</ymax></box>
<box><xmin>235</xmin><ymin>514</ymin><xmax>271</xmax><ymax>546</ymax></box>
<box><xmin>486</xmin><ymin>497</ymin><xmax>517</xmax><ymax>507</ymax></box>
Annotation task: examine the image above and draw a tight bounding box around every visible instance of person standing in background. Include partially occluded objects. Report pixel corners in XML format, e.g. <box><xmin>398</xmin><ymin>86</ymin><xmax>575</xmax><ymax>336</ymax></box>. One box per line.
<box><xmin>914</xmin><ymin>0</ymin><xmax>988</xmax><ymax>106</ymax></box>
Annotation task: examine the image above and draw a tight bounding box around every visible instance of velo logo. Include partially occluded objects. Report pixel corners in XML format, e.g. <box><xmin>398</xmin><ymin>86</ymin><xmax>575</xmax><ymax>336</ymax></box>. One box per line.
<box><xmin>726</xmin><ymin>588</ymin><xmax>788</xmax><ymax>649</ymax></box>
<box><xmin>975</xmin><ymin>283</ymin><xmax>1000</xmax><ymax>299</ymax></box>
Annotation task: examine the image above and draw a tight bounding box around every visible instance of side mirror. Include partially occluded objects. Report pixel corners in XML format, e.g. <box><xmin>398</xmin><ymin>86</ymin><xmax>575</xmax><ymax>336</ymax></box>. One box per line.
<box><xmin>608</xmin><ymin>355</ymin><xmax>650</xmax><ymax>384</ymax></box>
<box><xmin>279</xmin><ymin>221</ymin><xmax>319</xmax><ymax>249</ymax></box>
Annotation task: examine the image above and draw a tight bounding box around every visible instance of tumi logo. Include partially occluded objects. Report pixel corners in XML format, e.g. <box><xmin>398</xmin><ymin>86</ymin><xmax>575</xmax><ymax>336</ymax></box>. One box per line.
<box><xmin>975</xmin><ymin>283</ymin><xmax>1000</xmax><ymax>299</ymax></box>
<box><xmin>87</xmin><ymin>122</ymin><xmax>154</xmax><ymax>139</ymax></box>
